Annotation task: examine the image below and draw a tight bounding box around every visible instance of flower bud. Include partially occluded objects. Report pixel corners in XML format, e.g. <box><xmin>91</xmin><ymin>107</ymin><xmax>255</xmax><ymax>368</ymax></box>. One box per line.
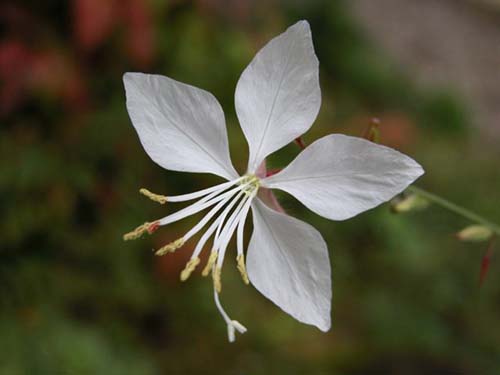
<box><xmin>456</xmin><ymin>225</ymin><xmax>493</xmax><ymax>242</ymax></box>
<box><xmin>391</xmin><ymin>194</ymin><xmax>429</xmax><ymax>213</ymax></box>
<box><xmin>363</xmin><ymin>118</ymin><xmax>381</xmax><ymax>143</ymax></box>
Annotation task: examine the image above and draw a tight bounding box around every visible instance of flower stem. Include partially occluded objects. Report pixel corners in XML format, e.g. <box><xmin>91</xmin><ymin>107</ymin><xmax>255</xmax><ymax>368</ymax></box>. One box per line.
<box><xmin>407</xmin><ymin>185</ymin><xmax>500</xmax><ymax>235</ymax></box>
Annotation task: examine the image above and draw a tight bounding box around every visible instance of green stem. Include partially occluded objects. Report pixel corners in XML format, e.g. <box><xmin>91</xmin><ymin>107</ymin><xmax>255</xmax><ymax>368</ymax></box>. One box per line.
<box><xmin>407</xmin><ymin>185</ymin><xmax>500</xmax><ymax>235</ymax></box>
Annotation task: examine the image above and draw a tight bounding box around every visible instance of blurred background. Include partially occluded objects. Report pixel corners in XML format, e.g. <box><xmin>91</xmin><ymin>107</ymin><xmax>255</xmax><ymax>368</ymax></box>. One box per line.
<box><xmin>1</xmin><ymin>0</ymin><xmax>500</xmax><ymax>373</ymax></box>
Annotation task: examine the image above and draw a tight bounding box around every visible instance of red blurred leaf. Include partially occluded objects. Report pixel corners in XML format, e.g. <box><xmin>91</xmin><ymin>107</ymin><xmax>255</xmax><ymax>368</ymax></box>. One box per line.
<box><xmin>154</xmin><ymin>236</ymin><xmax>195</xmax><ymax>286</ymax></box>
<box><xmin>0</xmin><ymin>40</ymin><xmax>32</xmax><ymax>115</ymax></box>
<box><xmin>30</xmin><ymin>50</ymin><xmax>68</xmax><ymax>93</ymax></box>
<box><xmin>62</xmin><ymin>71</ymin><xmax>89</xmax><ymax>111</ymax></box>
<box><xmin>30</xmin><ymin>50</ymin><xmax>89</xmax><ymax>111</ymax></box>
<box><xmin>196</xmin><ymin>0</ymin><xmax>251</xmax><ymax>22</ymax></box>
<box><xmin>73</xmin><ymin>0</ymin><xmax>117</xmax><ymax>51</ymax></box>
<box><xmin>0</xmin><ymin>40</ymin><xmax>32</xmax><ymax>77</ymax></box>
<box><xmin>124</xmin><ymin>0</ymin><xmax>155</xmax><ymax>68</ymax></box>
<box><xmin>479</xmin><ymin>237</ymin><xmax>495</xmax><ymax>287</ymax></box>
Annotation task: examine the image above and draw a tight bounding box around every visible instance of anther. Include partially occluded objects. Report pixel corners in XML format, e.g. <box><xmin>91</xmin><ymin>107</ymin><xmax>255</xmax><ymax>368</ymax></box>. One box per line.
<box><xmin>140</xmin><ymin>188</ymin><xmax>168</xmax><ymax>204</ymax></box>
<box><xmin>180</xmin><ymin>257</ymin><xmax>200</xmax><ymax>281</ymax></box>
<box><xmin>123</xmin><ymin>222</ymin><xmax>155</xmax><ymax>241</ymax></box>
<box><xmin>213</xmin><ymin>266</ymin><xmax>222</xmax><ymax>293</ymax></box>
<box><xmin>236</xmin><ymin>254</ymin><xmax>249</xmax><ymax>284</ymax></box>
<box><xmin>147</xmin><ymin>221</ymin><xmax>160</xmax><ymax>234</ymax></box>
<box><xmin>202</xmin><ymin>251</ymin><xmax>218</xmax><ymax>277</ymax></box>
<box><xmin>239</xmin><ymin>175</ymin><xmax>259</xmax><ymax>197</ymax></box>
<box><xmin>155</xmin><ymin>237</ymin><xmax>185</xmax><ymax>256</ymax></box>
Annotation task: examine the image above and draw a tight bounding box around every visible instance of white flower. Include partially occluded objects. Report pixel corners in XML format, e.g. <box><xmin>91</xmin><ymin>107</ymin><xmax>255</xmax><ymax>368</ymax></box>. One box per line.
<box><xmin>122</xmin><ymin>20</ymin><xmax>424</xmax><ymax>341</ymax></box>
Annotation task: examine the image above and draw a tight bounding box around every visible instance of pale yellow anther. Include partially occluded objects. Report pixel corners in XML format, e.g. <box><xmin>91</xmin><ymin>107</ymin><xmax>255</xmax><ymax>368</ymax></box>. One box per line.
<box><xmin>139</xmin><ymin>188</ymin><xmax>168</xmax><ymax>205</ymax></box>
<box><xmin>239</xmin><ymin>174</ymin><xmax>260</xmax><ymax>197</ymax></box>
<box><xmin>236</xmin><ymin>254</ymin><xmax>249</xmax><ymax>285</ymax></box>
<box><xmin>155</xmin><ymin>238</ymin><xmax>185</xmax><ymax>256</ymax></box>
<box><xmin>180</xmin><ymin>257</ymin><xmax>200</xmax><ymax>281</ymax></box>
<box><xmin>123</xmin><ymin>222</ymin><xmax>151</xmax><ymax>241</ymax></box>
<box><xmin>202</xmin><ymin>251</ymin><xmax>218</xmax><ymax>277</ymax></box>
<box><xmin>213</xmin><ymin>266</ymin><xmax>222</xmax><ymax>293</ymax></box>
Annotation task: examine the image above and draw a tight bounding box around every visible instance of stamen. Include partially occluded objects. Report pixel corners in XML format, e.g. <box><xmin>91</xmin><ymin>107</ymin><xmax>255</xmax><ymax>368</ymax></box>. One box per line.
<box><xmin>236</xmin><ymin>254</ymin><xmax>249</xmax><ymax>284</ymax></box>
<box><xmin>159</xmin><ymin>184</ymin><xmax>247</xmax><ymax>226</ymax></box>
<box><xmin>128</xmin><ymin>174</ymin><xmax>260</xmax><ymax>341</ymax></box>
<box><xmin>215</xmin><ymin>196</ymin><xmax>253</xmax><ymax>271</ymax></box>
<box><xmin>156</xmin><ymin>190</ymin><xmax>245</xmax><ymax>265</ymax></box>
<box><xmin>126</xmin><ymin>194</ymin><xmax>217</xmax><ymax>243</ymax></box>
<box><xmin>155</xmin><ymin>237</ymin><xmax>185</xmax><ymax>256</ymax></box>
<box><xmin>123</xmin><ymin>221</ymin><xmax>159</xmax><ymax>241</ymax></box>
<box><xmin>189</xmin><ymin>190</ymin><xmax>247</xmax><ymax>262</ymax></box>
<box><xmin>164</xmin><ymin>176</ymin><xmax>245</xmax><ymax>203</ymax></box>
<box><xmin>213</xmin><ymin>266</ymin><xmax>222</xmax><ymax>293</ymax></box>
<box><xmin>147</xmin><ymin>221</ymin><xmax>160</xmax><ymax>234</ymax></box>
<box><xmin>180</xmin><ymin>257</ymin><xmax>200</xmax><ymax>281</ymax></box>
<box><xmin>213</xmin><ymin>212</ymin><xmax>226</xmax><ymax>249</ymax></box>
<box><xmin>202</xmin><ymin>251</ymin><xmax>218</xmax><ymax>277</ymax></box>
<box><xmin>236</xmin><ymin>200</ymin><xmax>251</xmax><ymax>284</ymax></box>
<box><xmin>130</xmin><ymin>175</ymin><xmax>259</xmax><ymax>342</ymax></box>
<box><xmin>183</xmin><ymin>191</ymin><xmax>243</xmax><ymax>242</ymax></box>
<box><xmin>213</xmin><ymin>194</ymin><xmax>250</xmax><ymax>251</ymax></box>
<box><xmin>201</xmin><ymin>187</ymin><xmax>255</xmax><ymax>298</ymax></box>
<box><xmin>207</xmin><ymin>196</ymin><xmax>252</xmax><ymax>294</ymax></box>
<box><xmin>140</xmin><ymin>188</ymin><xmax>168</xmax><ymax>204</ymax></box>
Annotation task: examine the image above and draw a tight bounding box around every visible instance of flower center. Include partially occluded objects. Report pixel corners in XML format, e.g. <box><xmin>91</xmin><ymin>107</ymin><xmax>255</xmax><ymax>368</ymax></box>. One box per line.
<box><xmin>239</xmin><ymin>174</ymin><xmax>260</xmax><ymax>196</ymax></box>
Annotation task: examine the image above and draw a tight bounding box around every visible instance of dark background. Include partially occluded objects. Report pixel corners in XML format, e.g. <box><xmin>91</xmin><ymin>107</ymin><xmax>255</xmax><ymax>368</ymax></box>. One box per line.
<box><xmin>1</xmin><ymin>0</ymin><xmax>500</xmax><ymax>373</ymax></box>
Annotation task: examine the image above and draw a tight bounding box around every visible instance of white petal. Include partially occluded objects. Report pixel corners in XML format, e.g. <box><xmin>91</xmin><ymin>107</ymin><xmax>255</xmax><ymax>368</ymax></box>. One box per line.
<box><xmin>263</xmin><ymin>134</ymin><xmax>424</xmax><ymax>221</ymax></box>
<box><xmin>247</xmin><ymin>198</ymin><xmax>331</xmax><ymax>331</ymax></box>
<box><xmin>235</xmin><ymin>20</ymin><xmax>321</xmax><ymax>173</ymax></box>
<box><xmin>124</xmin><ymin>72</ymin><xmax>238</xmax><ymax>180</ymax></box>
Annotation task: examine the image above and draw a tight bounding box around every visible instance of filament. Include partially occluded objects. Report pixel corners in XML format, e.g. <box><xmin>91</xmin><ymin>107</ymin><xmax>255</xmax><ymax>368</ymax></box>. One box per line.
<box><xmin>159</xmin><ymin>183</ymin><xmax>248</xmax><ymax>226</ymax></box>
<box><xmin>190</xmin><ymin>190</ymin><xmax>246</xmax><ymax>260</ymax></box>
<box><xmin>164</xmin><ymin>177</ymin><xmax>245</xmax><ymax>203</ymax></box>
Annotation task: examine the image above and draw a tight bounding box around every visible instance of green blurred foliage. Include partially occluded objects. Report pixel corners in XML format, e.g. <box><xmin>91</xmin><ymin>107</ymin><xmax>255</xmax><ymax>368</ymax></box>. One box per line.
<box><xmin>1</xmin><ymin>0</ymin><xmax>499</xmax><ymax>374</ymax></box>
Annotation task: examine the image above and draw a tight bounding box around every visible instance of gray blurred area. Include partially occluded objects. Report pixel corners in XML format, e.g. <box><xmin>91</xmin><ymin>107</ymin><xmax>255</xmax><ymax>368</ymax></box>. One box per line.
<box><xmin>350</xmin><ymin>0</ymin><xmax>500</xmax><ymax>138</ymax></box>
